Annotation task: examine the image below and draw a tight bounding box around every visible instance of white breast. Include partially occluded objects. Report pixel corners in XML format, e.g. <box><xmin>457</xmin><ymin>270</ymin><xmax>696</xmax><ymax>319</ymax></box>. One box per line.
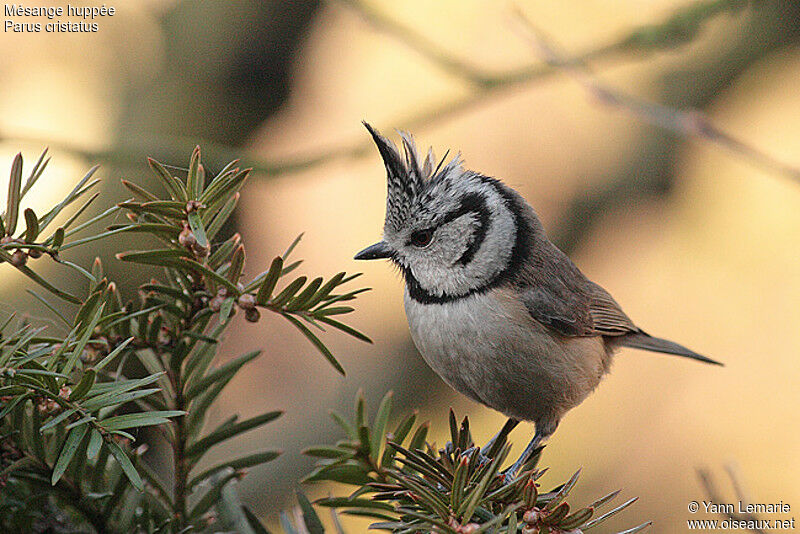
<box><xmin>404</xmin><ymin>286</ymin><xmax>611</xmax><ymax>424</ymax></box>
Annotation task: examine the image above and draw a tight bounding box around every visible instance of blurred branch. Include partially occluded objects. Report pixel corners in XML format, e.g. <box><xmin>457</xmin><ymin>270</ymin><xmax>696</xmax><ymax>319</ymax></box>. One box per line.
<box><xmin>697</xmin><ymin>466</ymin><xmax>768</xmax><ymax>534</ymax></box>
<box><xmin>0</xmin><ymin>0</ymin><xmax>775</xmax><ymax>183</ymax></box>
<box><xmin>333</xmin><ymin>0</ymin><xmax>752</xmax><ymax>88</ymax></box>
<box><xmin>514</xmin><ymin>8</ymin><xmax>800</xmax><ymax>186</ymax></box>
<box><xmin>332</xmin><ymin>0</ymin><xmax>495</xmax><ymax>87</ymax></box>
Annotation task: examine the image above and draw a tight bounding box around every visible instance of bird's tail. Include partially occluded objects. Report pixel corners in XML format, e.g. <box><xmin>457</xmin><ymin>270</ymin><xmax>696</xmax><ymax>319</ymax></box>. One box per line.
<box><xmin>618</xmin><ymin>332</ymin><xmax>723</xmax><ymax>366</ymax></box>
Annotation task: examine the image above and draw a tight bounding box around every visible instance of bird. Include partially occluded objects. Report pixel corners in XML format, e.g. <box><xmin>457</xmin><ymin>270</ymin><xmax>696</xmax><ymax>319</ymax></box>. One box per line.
<box><xmin>354</xmin><ymin>122</ymin><xmax>721</xmax><ymax>477</ymax></box>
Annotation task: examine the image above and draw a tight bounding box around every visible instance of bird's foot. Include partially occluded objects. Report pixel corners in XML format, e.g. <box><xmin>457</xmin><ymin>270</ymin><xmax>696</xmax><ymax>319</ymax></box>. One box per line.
<box><xmin>501</xmin><ymin>464</ymin><xmax>523</xmax><ymax>485</ymax></box>
<box><xmin>460</xmin><ymin>446</ymin><xmax>491</xmax><ymax>467</ymax></box>
<box><xmin>444</xmin><ymin>443</ymin><xmax>490</xmax><ymax>465</ymax></box>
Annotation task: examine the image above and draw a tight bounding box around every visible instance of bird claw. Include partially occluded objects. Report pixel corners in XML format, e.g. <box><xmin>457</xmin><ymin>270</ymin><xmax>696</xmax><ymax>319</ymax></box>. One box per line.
<box><xmin>444</xmin><ymin>443</ymin><xmax>490</xmax><ymax>465</ymax></box>
<box><xmin>461</xmin><ymin>446</ymin><xmax>491</xmax><ymax>466</ymax></box>
<box><xmin>499</xmin><ymin>458</ymin><xmax>529</xmax><ymax>485</ymax></box>
<box><xmin>501</xmin><ymin>469</ymin><xmax>518</xmax><ymax>485</ymax></box>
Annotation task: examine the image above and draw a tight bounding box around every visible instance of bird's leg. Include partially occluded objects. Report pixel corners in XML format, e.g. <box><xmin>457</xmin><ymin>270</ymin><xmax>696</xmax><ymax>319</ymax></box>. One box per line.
<box><xmin>480</xmin><ymin>418</ymin><xmax>519</xmax><ymax>457</ymax></box>
<box><xmin>502</xmin><ymin>432</ymin><xmax>545</xmax><ymax>484</ymax></box>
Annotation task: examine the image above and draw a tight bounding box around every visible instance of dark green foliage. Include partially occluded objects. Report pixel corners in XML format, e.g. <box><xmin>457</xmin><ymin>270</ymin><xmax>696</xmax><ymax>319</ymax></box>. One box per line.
<box><xmin>0</xmin><ymin>149</ymin><xmax>369</xmax><ymax>533</ymax></box>
<box><xmin>0</xmin><ymin>149</ymin><xmax>101</xmax><ymax>304</ymax></box>
<box><xmin>305</xmin><ymin>392</ymin><xmax>651</xmax><ymax>533</ymax></box>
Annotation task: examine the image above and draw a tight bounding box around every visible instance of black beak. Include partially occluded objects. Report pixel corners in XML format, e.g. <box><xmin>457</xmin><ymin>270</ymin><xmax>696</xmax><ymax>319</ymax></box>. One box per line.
<box><xmin>354</xmin><ymin>241</ymin><xmax>393</xmax><ymax>260</ymax></box>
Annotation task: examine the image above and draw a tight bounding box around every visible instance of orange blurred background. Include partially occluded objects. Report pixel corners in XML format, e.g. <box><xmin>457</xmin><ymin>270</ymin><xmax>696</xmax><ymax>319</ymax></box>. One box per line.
<box><xmin>1</xmin><ymin>1</ymin><xmax>798</xmax><ymax>531</ymax></box>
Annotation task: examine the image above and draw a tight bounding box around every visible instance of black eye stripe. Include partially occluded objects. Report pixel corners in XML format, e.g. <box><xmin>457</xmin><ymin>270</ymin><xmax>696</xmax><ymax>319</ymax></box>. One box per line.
<box><xmin>438</xmin><ymin>193</ymin><xmax>487</xmax><ymax>226</ymax></box>
<box><xmin>402</xmin><ymin>177</ymin><xmax>530</xmax><ymax>305</ymax></box>
<box><xmin>434</xmin><ymin>193</ymin><xmax>491</xmax><ymax>265</ymax></box>
<box><xmin>407</xmin><ymin>193</ymin><xmax>490</xmax><ymax>249</ymax></box>
<box><xmin>456</xmin><ymin>206</ymin><xmax>490</xmax><ymax>265</ymax></box>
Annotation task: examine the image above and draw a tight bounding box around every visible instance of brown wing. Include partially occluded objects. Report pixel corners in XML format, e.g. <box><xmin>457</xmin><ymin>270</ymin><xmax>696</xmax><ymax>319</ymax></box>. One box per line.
<box><xmin>584</xmin><ymin>282</ymin><xmax>639</xmax><ymax>337</ymax></box>
<box><xmin>521</xmin><ymin>281</ymin><xmax>639</xmax><ymax>338</ymax></box>
<box><xmin>512</xmin><ymin>207</ymin><xmax>640</xmax><ymax>338</ymax></box>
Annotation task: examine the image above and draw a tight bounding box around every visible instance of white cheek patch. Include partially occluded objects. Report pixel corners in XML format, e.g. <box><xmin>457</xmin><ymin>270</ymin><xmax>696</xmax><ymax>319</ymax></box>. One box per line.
<box><xmin>408</xmin><ymin>215</ymin><xmax>478</xmax><ymax>292</ymax></box>
<box><xmin>436</xmin><ymin>215</ymin><xmax>481</xmax><ymax>265</ymax></box>
<box><xmin>409</xmin><ymin>180</ymin><xmax>517</xmax><ymax>298</ymax></box>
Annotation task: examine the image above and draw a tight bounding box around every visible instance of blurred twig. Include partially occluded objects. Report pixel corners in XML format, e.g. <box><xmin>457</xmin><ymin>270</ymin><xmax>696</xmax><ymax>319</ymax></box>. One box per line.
<box><xmin>0</xmin><ymin>0</ymin><xmax>774</xmax><ymax>183</ymax></box>
<box><xmin>513</xmin><ymin>7</ymin><xmax>800</xmax><ymax>186</ymax></box>
<box><xmin>697</xmin><ymin>466</ymin><xmax>768</xmax><ymax>534</ymax></box>
<box><xmin>332</xmin><ymin>0</ymin><xmax>752</xmax><ymax>88</ymax></box>
<box><xmin>332</xmin><ymin>0</ymin><xmax>495</xmax><ymax>87</ymax></box>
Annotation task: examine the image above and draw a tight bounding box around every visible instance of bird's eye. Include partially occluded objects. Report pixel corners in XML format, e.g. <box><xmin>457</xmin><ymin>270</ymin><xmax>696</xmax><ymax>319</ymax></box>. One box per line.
<box><xmin>409</xmin><ymin>229</ymin><xmax>434</xmax><ymax>248</ymax></box>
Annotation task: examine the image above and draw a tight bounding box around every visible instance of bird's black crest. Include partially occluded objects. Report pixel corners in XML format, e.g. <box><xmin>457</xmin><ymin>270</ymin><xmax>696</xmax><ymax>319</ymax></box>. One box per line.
<box><xmin>363</xmin><ymin>121</ymin><xmax>461</xmax><ymax>231</ymax></box>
